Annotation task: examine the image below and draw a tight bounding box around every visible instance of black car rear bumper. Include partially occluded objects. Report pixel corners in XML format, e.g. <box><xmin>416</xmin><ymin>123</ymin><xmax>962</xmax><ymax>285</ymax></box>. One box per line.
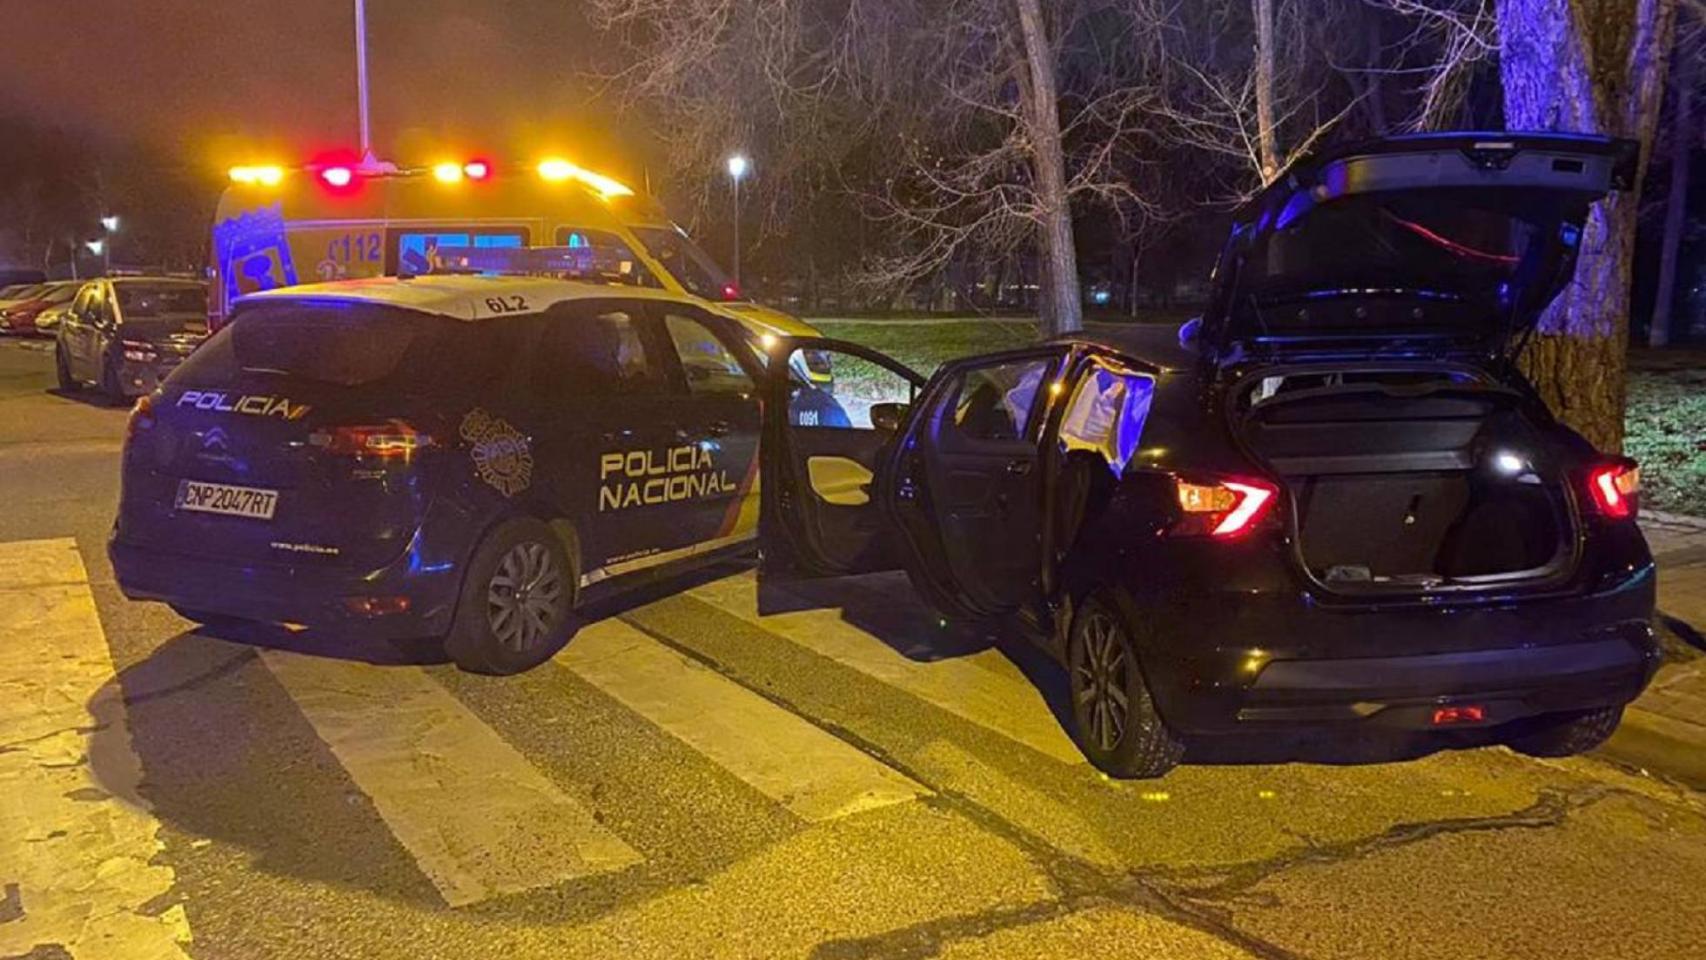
<box><xmin>109</xmin><ymin>532</ymin><xmax>463</xmax><ymax>641</ymax></box>
<box><xmin>1126</xmin><ymin>552</ymin><xmax>1660</xmax><ymax>736</ymax></box>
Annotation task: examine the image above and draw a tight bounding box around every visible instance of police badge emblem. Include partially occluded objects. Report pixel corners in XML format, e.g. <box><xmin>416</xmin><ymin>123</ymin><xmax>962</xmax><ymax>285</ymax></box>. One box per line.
<box><xmin>461</xmin><ymin>408</ymin><xmax>533</xmax><ymax>497</ymax></box>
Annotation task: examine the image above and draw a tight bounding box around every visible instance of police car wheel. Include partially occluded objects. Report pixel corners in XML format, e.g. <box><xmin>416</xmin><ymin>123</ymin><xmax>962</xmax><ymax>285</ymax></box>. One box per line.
<box><xmin>448</xmin><ymin>518</ymin><xmax>573</xmax><ymax>675</ymax></box>
<box><xmin>1067</xmin><ymin>594</ymin><xmax>1184</xmax><ymax>779</ymax></box>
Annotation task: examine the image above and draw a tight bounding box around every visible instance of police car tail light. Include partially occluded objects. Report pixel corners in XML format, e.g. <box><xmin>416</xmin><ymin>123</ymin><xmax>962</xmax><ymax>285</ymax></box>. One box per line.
<box><xmin>1171</xmin><ymin>476</ymin><xmax>1278</xmax><ymax>538</ymax></box>
<box><xmin>126</xmin><ymin>394</ymin><xmax>156</xmax><ymax>439</ymax></box>
<box><xmin>309</xmin><ymin>422</ymin><xmax>433</xmax><ymax>459</ymax></box>
<box><xmin>1586</xmin><ymin>460</ymin><xmax>1639</xmax><ymax>520</ymax></box>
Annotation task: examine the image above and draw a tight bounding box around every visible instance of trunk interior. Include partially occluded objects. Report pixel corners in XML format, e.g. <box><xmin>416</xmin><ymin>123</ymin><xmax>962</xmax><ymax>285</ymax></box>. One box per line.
<box><xmin>1234</xmin><ymin>368</ymin><xmax>1574</xmax><ymax>593</ymax></box>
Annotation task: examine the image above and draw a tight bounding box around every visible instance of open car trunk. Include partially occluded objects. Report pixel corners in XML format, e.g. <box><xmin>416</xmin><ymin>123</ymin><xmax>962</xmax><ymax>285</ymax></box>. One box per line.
<box><xmin>1233</xmin><ymin>367</ymin><xmax>1576</xmax><ymax>594</ymax></box>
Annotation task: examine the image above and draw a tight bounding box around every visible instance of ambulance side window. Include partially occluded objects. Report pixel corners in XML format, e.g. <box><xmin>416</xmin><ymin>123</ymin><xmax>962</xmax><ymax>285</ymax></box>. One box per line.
<box><xmin>534</xmin><ymin>304</ymin><xmax>668</xmax><ymax>401</ymax></box>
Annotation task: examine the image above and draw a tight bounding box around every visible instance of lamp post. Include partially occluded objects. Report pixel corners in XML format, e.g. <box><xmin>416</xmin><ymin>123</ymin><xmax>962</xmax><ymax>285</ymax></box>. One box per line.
<box><xmin>726</xmin><ymin>154</ymin><xmax>749</xmax><ymax>291</ymax></box>
<box><xmin>99</xmin><ymin>216</ymin><xmax>119</xmax><ymax>274</ymax></box>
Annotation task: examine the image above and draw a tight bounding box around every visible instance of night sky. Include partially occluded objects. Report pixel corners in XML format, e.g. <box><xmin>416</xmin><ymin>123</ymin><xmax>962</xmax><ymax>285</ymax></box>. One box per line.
<box><xmin>0</xmin><ymin>1</ymin><xmax>633</xmax><ymax>174</ymax></box>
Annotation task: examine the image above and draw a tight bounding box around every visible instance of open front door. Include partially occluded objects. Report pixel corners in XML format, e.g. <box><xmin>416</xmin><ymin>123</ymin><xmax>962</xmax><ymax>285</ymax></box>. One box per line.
<box><xmin>758</xmin><ymin>337</ymin><xmax>925</xmax><ymax>580</ymax></box>
<box><xmin>882</xmin><ymin>347</ymin><xmax>1070</xmax><ymax>620</ymax></box>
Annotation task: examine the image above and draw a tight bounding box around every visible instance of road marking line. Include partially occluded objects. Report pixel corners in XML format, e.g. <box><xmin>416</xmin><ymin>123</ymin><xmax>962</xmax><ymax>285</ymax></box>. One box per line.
<box><xmin>687</xmin><ymin>572</ymin><xmax>1086</xmax><ymax>765</ymax></box>
<box><xmin>259</xmin><ymin>651</ymin><xmax>641</xmax><ymax>907</ymax></box>
<box><xmin>558</xmin><ymin>619</ymin><xmax>928</xmax><ymax>821</ymax></box>
<box><xmin>0</xmin><ymin>538</ymin><xmax>194</xmax><ymax>960</ymax></box>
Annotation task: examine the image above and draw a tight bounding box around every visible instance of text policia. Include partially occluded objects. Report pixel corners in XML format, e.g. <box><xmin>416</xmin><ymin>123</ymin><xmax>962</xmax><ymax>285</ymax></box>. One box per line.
<box><xmin>599</xmin><ymin>444</ymin><xmax>735</xmax><ymax>512</ymax></box>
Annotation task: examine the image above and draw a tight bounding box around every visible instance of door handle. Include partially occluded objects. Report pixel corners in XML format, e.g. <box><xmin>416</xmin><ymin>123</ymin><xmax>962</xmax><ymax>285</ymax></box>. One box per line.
<box><xmin>1006</xmin><ymin>459</ymin><xmax>1032</xmax><ymax>476</ymax></box>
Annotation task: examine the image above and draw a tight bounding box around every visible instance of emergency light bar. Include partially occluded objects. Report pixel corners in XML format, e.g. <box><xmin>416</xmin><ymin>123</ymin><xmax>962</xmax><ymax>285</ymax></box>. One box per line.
<box><xmin>424</xmin><ymin>244</ymin><xmax>642</xmax><ymax>285</ymax></box>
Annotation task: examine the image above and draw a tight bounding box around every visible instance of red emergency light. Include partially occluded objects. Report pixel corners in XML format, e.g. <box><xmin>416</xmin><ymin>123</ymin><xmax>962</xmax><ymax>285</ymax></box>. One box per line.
<box><xmin>463</xmin><ymin>159</ymin><xmax>492</xmax><ymax>181</ymax></box>
<box><xmin>320</xmin><ymin>165</ymin><xmax>356</xmax><ymax>190</ymax></box>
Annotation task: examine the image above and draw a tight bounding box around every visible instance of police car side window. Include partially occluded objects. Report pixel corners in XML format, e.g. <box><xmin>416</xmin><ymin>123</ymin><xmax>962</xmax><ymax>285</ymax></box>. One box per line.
<box><xmin>662</xmin><ymin>313</ymin><xmax>754</xmax><ymax>396</ymax></box>
<box><xmin>537</xmin><ymin>306</ymin><xmax>667</xmax><ymax>398</ymax></box>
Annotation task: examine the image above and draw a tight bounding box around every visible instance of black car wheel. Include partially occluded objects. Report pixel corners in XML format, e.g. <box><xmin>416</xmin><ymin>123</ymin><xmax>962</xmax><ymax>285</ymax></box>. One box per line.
<box><xmin>1503</xmin><ymin>706</ymin><xmax>1624</xmax><ymax>758</ymax></box>
<box><xmin>54</xmin><ymin>344</ymin><xmax>76</xmax><ymax>391</ymax></box>
<box><xmin>446</xmin><ymin>517</ymin><xmax>574</xmax><ymax>675</ymax></box>
<box><xmin>99</xmin><ymin>355</ymin><xmax>126</xmax><ymax>406</ymax></box>
<box><xmin>1067</xmin><ymin>593</ymin><xmax>1185</xmax><ymax>778</ymax></box>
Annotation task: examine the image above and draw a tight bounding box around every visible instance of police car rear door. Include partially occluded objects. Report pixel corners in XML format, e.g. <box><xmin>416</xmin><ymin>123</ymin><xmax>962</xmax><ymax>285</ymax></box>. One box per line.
<box><xmin>758</xmin><ymin>337</ymin><xmax>924</xmax><ymax>579</ymax></box>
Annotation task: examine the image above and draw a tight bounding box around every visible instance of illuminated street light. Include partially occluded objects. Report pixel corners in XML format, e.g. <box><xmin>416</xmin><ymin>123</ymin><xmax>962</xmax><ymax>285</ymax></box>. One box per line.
<box><xmin>85</xmin><ymin>239</ymin><xmax>104</xmax><ymax>256</ymax></box>
<box><xmin>101</xmin><ymin>215</ymin><xmax>120</xmax><ymax>233</ymax></box>
<box><xmin>726</xmin><ymin>154</ymin><xmax>750</xmax><ymax>292</ymax></box>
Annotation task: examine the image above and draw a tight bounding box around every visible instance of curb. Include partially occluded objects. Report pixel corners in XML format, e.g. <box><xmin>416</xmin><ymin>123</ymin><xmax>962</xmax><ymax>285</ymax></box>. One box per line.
<box><xmin>1599</xmin><ymin>703</ymin><xmax>1706</xmax><ymax>793</ymax></box>
<box><xmin>1645</xmin><ymin>508</ymin><xmax>1706</xmax><ymax>532</ymax></box>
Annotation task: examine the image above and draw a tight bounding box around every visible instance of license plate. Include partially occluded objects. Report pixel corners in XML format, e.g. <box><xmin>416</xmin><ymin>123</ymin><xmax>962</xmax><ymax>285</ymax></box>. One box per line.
<box><xmin>176</xmin><ymin>480</ymin><xmax>278</xmax><ymax>520</ymax></box>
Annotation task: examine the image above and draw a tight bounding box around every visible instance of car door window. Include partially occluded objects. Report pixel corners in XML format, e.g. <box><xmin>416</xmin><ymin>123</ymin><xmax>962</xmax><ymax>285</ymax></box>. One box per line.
<box><xmin>536</xmin><ymin>306</ymin><xmax>668</xmax><ymax>399</ymax></box>
<box><xmin>662</xmin><ymin>313</ymin><xmax>754</xmax><ymax>397</ymax></box>
<box><xmin>1058</xmin><ymin>360</ymin><xmax>1157</xmax><ymax>474</ymax></box>
<box><xmin>943</xmin><ymin>358</ymin><xmax>1052</xmax><ymax>444</ymax></box>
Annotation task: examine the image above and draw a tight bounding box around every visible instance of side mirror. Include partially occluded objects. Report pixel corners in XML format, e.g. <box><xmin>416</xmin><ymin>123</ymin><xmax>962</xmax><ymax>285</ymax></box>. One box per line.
<box><xmin>870</xmin><ymin>401</ymin><xmax>909</xmax><ymax>432</ymax></box>
<box><xmin>1177</xmin><ymin>316</ymin><xmax>1203</xmax><ymax>350</ymax></box>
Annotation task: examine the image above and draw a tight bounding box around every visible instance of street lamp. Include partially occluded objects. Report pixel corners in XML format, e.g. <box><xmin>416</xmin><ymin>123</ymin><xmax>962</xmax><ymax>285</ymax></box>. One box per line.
<box><xmin>726</xmin><ymin>154</ymin><xmax>750</xmax><ymax>292</ymax></box>
<box><xmin>101</xmin><ymin>215</ymin><xmax>120</xmax><ymax>233</ymax></box>
<box><xmin>95</xmin><ymin>216</ymin><xmax>118</xmax><ymax>274</ymax></box>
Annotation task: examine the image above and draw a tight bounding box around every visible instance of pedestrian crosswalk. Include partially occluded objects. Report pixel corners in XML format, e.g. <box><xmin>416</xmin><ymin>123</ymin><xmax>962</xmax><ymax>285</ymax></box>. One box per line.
<box><xmin>0</xmin><ymin>536</ymin><xmax>1083</xmax><ymax>924</ymax></box>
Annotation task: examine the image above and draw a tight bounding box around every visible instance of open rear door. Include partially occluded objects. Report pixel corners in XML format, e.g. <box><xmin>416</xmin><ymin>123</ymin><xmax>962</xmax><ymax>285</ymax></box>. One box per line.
<box><xmin>758</xmin><ymin>337</ymin><xmax>925</xmax><ymax>581</ymax></box>
<box><xmin>881</xmin><ymin>347</ymin><xmax>1070</xmax><ymax>621</ymax></box>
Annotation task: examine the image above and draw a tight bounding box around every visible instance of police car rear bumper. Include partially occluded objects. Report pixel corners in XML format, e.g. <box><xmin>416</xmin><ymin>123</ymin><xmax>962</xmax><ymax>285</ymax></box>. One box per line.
<box><xmin>109</xmin><ymin>534</ymin><xmax>461</xmax><ymax>640</ymax></box>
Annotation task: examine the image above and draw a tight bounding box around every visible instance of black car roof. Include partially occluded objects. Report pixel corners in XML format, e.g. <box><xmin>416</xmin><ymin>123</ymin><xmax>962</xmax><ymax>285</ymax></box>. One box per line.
<box><xmin>1056</xmin><ymin>322</ymin><xmax>1199</xmax><ymax>373</ymax></box>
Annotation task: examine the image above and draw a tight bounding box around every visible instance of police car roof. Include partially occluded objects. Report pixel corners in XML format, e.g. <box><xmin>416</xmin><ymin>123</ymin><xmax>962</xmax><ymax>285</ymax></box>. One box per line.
<box><xmin>236</xmin><ymin>274</ymin><xmax>694</xmax><ymax>322</ymax></box>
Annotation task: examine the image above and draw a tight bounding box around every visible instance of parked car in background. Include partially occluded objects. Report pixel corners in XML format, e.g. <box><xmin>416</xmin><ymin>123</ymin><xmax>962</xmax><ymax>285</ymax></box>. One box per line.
<box><xmin>0</xmin><ymin>281</ymin><xmax>80</xmax><ymax>336</ymax></box>
<box><xmin>56</xmin><ymin>278</ymin><xmax>209</xmax><ymax>403</ymax></box>
<box><xmin>0</xmin><ymin>283</ymin><xmax>47</xmax><ymax>311</ymax></box>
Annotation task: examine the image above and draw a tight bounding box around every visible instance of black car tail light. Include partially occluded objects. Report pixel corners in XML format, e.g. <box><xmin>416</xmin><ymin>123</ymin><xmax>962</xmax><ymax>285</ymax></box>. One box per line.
<box><xmin>1168</xmin><ymin>475</ymin><xmax>1279</xmax><ymax>538</ymax></box>
<box><xmin>308</xmin><ymin>421</ymin><xmax>434</xmax><ymax>460</ymax></box>
<box><xmin>1585</xmin><ymin>458</ymin><xmax>1639</xmax><ymax>520</ymax></box>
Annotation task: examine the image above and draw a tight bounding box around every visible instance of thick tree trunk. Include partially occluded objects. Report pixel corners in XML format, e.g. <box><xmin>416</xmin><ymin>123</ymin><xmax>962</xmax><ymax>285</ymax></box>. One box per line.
<box><xmin>1253</xmin><ymin>0</ymin><xmax>1281</xmax><ymax>181</ymax></box>
<box><xmin>1014</xmin><ymin>0</ymin><xmax>1083</xmax><ymax>335</ymax></box>
<box><xmin>1496</xmin><ymin>0</ymin><xmax>1679</xmax><ymax>452</ymax></box>
<box><xmin>1651</xmin><ymin>77</ymin><xmax>1692</xmax><ymax>348</ymax></box>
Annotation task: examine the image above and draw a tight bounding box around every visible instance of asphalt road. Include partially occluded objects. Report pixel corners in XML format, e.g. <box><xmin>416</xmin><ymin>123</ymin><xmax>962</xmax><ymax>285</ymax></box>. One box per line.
<box><xmin>2</xmin><ymin>337</ymin><xmax>1703</xmax><ymax>960</ymax></box>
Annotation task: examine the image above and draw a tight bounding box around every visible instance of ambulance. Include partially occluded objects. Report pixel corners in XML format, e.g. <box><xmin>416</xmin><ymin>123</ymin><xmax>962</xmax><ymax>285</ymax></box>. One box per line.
<box><xmin>209</xmin><ymin>155</ymin><xmax>826</xmax><ymax>376</ymax></box>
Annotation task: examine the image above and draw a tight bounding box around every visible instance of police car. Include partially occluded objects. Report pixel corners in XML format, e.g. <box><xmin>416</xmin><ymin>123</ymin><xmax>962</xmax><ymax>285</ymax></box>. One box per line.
<box><xmin>759</xmin><ymin>133</ymin><xmax>1658</xmax><ymax>777</ymax></box>
<box><xmin>110</xmin><ymin>251</ymin><xmax>841</xmax><ymax>674</ymax></box>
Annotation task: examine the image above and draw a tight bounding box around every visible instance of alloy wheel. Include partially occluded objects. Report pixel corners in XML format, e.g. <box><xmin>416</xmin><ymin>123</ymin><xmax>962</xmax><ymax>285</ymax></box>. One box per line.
<box><xmin>486</xmin><ymin>541</ymin><xmax>566</xmax><ymax>652</ymax></box>
<box><xmin>1075</xmin><ymin>610</ymin><xmax>1131</xmax><ymax>751</ymax></box>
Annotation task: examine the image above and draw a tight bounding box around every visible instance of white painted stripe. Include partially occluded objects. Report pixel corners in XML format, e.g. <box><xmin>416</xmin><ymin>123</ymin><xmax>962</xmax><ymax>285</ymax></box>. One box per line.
<box><xmin>0</xmin><ymin>538</ymin><xmax>194</xmax><ymax>959</ymax></box>
<box><xmin>580</xmin><ymin>531</ymin><xmax>755</xmax><ymax>589</ymax></box>
<box><xmin>260</xmin><ymin>651</ymin><xmax>640</xmax><ymax>907</ymax></box>
<box><xmin>558</xmin><ymin>619</ymin><xmax>928</xmax><ymax>821</ymax></box>
<box><xmin>688</xmin><ymin>572</ymin><xmax>1086</xmax><ymax>765</ymax></box>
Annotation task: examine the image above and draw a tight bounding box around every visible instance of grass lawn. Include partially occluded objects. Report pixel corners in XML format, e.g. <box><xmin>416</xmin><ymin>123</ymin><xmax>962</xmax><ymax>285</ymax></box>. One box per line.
<box><xmin>811</xmin><ymin>317</ymin><xmax>1706</xmax><ymax>519</ymax></box>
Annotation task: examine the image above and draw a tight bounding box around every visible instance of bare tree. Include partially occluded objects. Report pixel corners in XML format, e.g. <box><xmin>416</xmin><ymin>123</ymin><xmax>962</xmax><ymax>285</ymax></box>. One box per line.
<box><xmin>1497</xmin><ymin>0</ymin><xmax>1681</xmax><ymax>451</ymax></box>
<box><xmin>589</xmin><ymin>0</ymin><xmax>1168</xmax><ymax>334</ymax></box>
<box><xmin>1649</xmin><ymin>2</ymin><xmax>1705</xmax><ymax>346</ymax></box>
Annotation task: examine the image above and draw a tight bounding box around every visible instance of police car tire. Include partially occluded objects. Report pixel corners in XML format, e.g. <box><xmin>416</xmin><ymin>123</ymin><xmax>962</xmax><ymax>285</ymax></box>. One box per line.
<box><xmin>1067</xmin><ymin>593</ymin><xmax>1185</xmax><ymax>779</ymax></box>
<box><xmin>447</xmin><ymin>517</ymin><xmax>574</xmax><ymax>676</ymax></box>
<box><xmin>1502</xmin><ymin>705</ymin><xmax>1624</xmax><ymax>758</ymax></box>
<box><xmin>54</xmin><ymin>345</ymin><xmax>76</xmax><ymax>391</ymax></box>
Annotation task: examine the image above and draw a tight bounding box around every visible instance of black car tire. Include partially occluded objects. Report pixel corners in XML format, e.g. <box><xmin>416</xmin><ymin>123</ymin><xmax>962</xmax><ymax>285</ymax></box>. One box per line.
<box><xmin>446</xmin><ymin>517</ymin><xmax>575</xmax><ymax>676</ymax></box>
<box><xmin>1067</xmin><ymin>592</ymin><xmax>1185</xmax><ymax>779</ymax></box>
<box><xmin>1503</xmin><ymin>706</ymin><xmax>1624</xmax><ymax>758</ymax></box>
<box><xmin>100</xmin><ymin>355</ymin><xmax>126</xmax><ymax>406</ymax></box>
<box><xmin>54</xmin><ymin>344</ymin><xmax>76</xmax><ymax>391</ymax></box>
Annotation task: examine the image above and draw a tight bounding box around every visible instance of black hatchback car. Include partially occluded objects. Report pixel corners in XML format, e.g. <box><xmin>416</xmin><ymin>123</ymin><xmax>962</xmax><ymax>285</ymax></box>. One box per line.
<box><xmin>758</xmin><ymin>132</ymin><xmax>1659</xmax><ymax>778</ymax></box>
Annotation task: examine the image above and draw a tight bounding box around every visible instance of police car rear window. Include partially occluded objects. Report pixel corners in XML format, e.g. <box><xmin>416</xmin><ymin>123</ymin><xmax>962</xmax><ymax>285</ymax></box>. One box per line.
<box><xmin>181</xmin><ymin>302</ymin><xmax>507</xmax><ymax>390</ymax></box>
